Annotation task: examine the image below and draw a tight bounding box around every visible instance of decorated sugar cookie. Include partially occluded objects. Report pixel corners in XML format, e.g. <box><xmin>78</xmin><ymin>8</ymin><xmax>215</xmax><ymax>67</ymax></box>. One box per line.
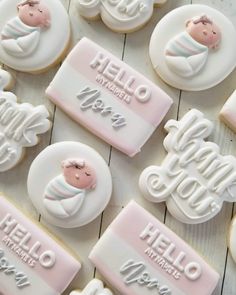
<box><xmin>27</xmin><ymin>141</ymin><xmax>112</xmax><ymax>228</ymax></box>
<box><xmin>70</xmin><ymin>279</ymin><xmax>113</xmax><ymax>295</ymax></box>
<box><xmin>46</xmin><ymin>37</ymin><xmax>173</xmax><ymax>157</ymax></box>
<box><xmin>0</xmin><ymin>68</ymin><xmax>50</xmax><ymax>172</ymax></box>
<box><xmin>89</xmin><ymin>201</ymin><xmax>220</xmax><ymax>295</ymax></box>
<box><xmin>0</xmin><ymin>195</ymin><xmax>81</xmax><ymax>295</ymax></box>
<box><xmin>0</xmin><ymin>0</ymin><xmax>70</xmax><ymax>72</ymax></box>
<box><xmin>139</xmin><ymin>109</ymin><xmax>236</xmax><ymax>224</ymax></box>
<box><xmin>165</xmin><ymin>14</ymin><xmax>221</xmax><ymax>77</ymax></box>
<box><xmin>78</xmin><ymin>0</ymin><xmax>167</xmax><ymax>33</ymax></box>
<box><xmin>149</xmin><ymin>4</ymin><xmax>236</xmax><ymax>91</ymax></box>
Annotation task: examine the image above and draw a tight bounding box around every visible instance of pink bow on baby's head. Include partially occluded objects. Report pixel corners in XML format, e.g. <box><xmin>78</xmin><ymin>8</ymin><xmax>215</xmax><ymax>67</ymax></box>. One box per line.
<box><xmin>18</xmin><ymin>0</ymin><xmax>40</xmax><ymax>7</ymax></box>
<box><xmin>192</xmin><ymin>14</ymin><xmax>213</xmax><ymax>25</ymax></box>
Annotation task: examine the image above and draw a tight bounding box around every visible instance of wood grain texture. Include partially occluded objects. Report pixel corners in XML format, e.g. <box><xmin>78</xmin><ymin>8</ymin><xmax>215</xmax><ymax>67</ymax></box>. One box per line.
<box><xmin>0</xmin><ymin>0</ymin><xmax>236</xmax><ymax>294</ymax></box>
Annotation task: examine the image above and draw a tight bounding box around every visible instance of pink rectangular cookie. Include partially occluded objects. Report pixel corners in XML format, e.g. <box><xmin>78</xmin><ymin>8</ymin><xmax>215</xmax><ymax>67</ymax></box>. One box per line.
<box><xmin>89</xmin><ymin>201</ymin><xmax>219</xmax><ymax>295</ymax></box>
<box><xmin>46</xmin><ymin>37</ymin><xmax>173</xmax><ymax>157</ymax></box>
<box><xmin>0</xmin><ymin>195</ymin><xmax>81</xmax><ymax>295</ymax></box>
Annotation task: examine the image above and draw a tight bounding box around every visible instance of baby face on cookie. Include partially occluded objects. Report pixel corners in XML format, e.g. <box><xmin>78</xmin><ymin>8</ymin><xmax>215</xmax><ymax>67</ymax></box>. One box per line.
<box><xmin>17</xmin><ymin>0</ymin><xmax>51</xmax><ymax>28</ymax></box>
<box><xmin>186</xmin><ymin>15</ymin><xmax>221</xmax><ymax>49</ymax></box>
<box><xmin>62</xmin><ymin>158</ymin><xmax>97</xmax><ymax>190</ymax></box>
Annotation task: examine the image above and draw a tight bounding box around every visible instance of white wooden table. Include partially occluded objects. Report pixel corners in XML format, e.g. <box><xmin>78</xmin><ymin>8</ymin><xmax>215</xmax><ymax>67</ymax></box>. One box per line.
<box><xmin>1</xmin><ymin>0</ymin><xmax>236</xmax><ymax>294</ymax></box>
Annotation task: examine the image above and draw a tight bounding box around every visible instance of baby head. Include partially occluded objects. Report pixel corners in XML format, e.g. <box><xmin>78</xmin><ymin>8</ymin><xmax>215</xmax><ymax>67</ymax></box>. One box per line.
<box><xmin>186</xmin><ymin>14</ymin><xmax>221</xmax><ymax>49</ymax></box>
<box><xmin>62</xmin><ymin>158</ymin><xmax>97</xmax><ymax>190</ymax></box>
<box><xmin>17</xmin><ymin>0</ymin><xmax>51</xmax><ymax>28</ymax></box>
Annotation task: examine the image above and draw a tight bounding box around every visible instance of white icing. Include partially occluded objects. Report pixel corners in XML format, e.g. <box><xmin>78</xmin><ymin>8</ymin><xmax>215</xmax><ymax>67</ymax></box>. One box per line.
<box><xmin>78</xmin><ymin>0</ymin><xmax>167</xmax><ymax>32</ymax></box>
<box><xmin>120</xmin><ymin>259</ymin><xmax>172</xmax><ymax>294</ymax></box>
<box><xmin>165</xmin><ymin>32</ymin><xmax>208</xmax><ymax>78</ymax></box>
<box><xmin>0</xmin><ymin>248</ymin><xmax>30</xmax><ymax>289</ymax></box>
<box><xmin>229</xmin><ymin>216</ymin><xmax>236</xmax><ymax>264</ymax></box>
<box><xmin>70</xmin><ymin>279</ymin><xmax>113</xmax><ymax>295</ymax></box>
<box><xmin>0</xmin><ymin>243</ymin><xmax>57</xmax><ymax>294</ymax></box>
<box><xmin>149</xmin><ymin>4</ymin><xmax>236</xmax><ymax>91</ymax></box>
<box><xmin>0</xmin><ymin>0</ymin><xmax>70</xmax><ymax>72</ymax></box>
<box><xmin>0</xmin><ymin>68</ymin><xmax>12</xmax><ymax>91</ymax></box>
<box><xmin>44</xmin><ymin>174</ymin><xmax>86</xmax><ymax>219</ymax></box>
<box><xmin>139</xmin><ymin>109</ymin><xmax>236</xmax><ymax>224</ymax></box>
<box><xmin>0</xmin><ymin>69</ymin><xmax>50</xmax><ymax>172</ymax></box>
<box><xmin>77</xmin><ymin>86</ymin><xmax>127</xmax><ymax>128</ymax></box>
<box><xmin>27</xmin><ymin>142</ymin><xmax>112</xmax><ymax>228</ymax></box>
<box><xmin>139</xmin><ymin>223</ymin><xmax>202</xmax><ymax>280</ymax></box>
<box><xmin>90</xmin><ymin>51</ymin><xmax>151</xmax><ymax>103</ymax></box>
<box><xmin>1</xmin><ymin>17</ymin><xmax>40</xmax><ymax>57</ymax></box>
<box><xmin>219</xmin><ymin>90</ymin><xmax>236</xmax><ymax>131</ymax></box>
<box><xmin>38</xmin><ymin>251</ymin><xmax>56</xmax><ymax>268</ymax></box>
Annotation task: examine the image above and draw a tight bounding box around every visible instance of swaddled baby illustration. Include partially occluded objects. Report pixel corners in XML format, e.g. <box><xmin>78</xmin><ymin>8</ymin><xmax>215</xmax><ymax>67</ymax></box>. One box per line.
<box><xmin>1</xmin><ymin>0</ymin><xmax>51</xmax><ymax>57</ymax></box>
<box><xmin>165</xmin><ymin>14</ymin><xmax>221</xmax><ymax>77</ymax></box>
<box><xmin>44</xmin><ymin>158</ymin><xmax>97</xmax><ymax>219</ymax></box>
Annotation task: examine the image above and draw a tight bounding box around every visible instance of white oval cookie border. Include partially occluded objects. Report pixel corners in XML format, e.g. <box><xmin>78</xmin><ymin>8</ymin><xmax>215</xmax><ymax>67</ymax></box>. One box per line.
<box><xmin>27</xmin><ymin>141</ymin><xmax>112</xmax><ymax>228</ymax></box>
<box><xmin>149</xmin><ymin>4</ymin><xmax>236</xmax><ymax>91</ymax></box>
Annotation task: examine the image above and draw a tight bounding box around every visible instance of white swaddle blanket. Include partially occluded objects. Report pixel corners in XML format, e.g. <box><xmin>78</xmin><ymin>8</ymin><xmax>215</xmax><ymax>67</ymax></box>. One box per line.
<box><xmin>165</xmin><ymin>31</ymin><xmax>209</xmax><ymax>77</ymax></box>
<box><xmin>1</xmin><ymin>16</ymin><xmax>40</xmax><ymax>57</ymax></box>
<box><xmin>44</xmin><ymin>175</ymin><xmax>85</xmax><ymax>219</ymax></box>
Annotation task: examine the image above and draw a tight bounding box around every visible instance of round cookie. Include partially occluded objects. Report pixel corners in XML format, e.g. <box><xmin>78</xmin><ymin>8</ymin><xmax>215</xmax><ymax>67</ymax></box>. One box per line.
<box><xmin>27</xmin><ymin>141</ymin><xmax>112</xmax><ymax>228</ymax></box>
<box><xmin>0</xmin><ymin>0</ymin><xmax>70</xmax><ymax>73</ymax></box>
<box><xmin>149</xmin><ymin>4</ymin><xmax>236</xmax><ymax>91</ymax></box>
<box><xmin>77</xmin><ymin>0</ymin><xmax>167</xmax><ymax>33</ymax></box>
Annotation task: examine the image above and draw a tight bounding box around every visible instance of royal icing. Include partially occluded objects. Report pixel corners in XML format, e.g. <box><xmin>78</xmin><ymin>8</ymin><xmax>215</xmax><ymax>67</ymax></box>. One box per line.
<box><xmin>219</xmin><ymin>90</ymin><xmax>236</xmax><ymax>133</ymax></box>
<box><xmin>78</xmin><ymin>0</ymin><xmax>167</xmax><ymax>33</ymax></box>
<box><xmin>46</xmin><ymin>37</ymin><xmax>173</xmax><ymax>157</ymax></box>
<box><xmin>70</xmin><ymin>279</ymin><xmax>113</xmax><ymax>295</ymax></box>
<box><xmin>0</xmin><ymin>195</ymin><xmax>81</xmax><ymax>295</ymax></box>
<box><xmin>149</xmin><ymin>4</ymin><xmax>236</xmax><ymax>91</ymax></box>
<box><xmin>139</xmin><ymin>109</ymin><xmax>236</xmax><ymax>224</ymax></box>
<box><xmin>0</xmin><ymin>0</ymin><xmax>70</xmax><ymax>72</ymax></box>
<box><xmin>89</xmin><ymin>201</ymin><xmax>219</xmax><ymax>295</ymax></box>
<box><xmin>1</xmin><ymin>0</ymin><xmax>50</xmax><ymax>57</ymax></box>
<box><xmin>228</xmin><ymin>215</ymin><xmax>236</xmax><ymax>264</ymax></box>
<box><xmin>0</xmin><ymin>68</ymin><xmax>50</xmax><ymax>172</ymax></box>
<box><xmin>165</xmin><ymin>14</ymin><xmax>221</xmax><ymax>77</ymax></box>
<box><xmin>27</xmin><ymin>141</ymin><xmax>112</xmax><ymax>228</ymax></box>
<box><xmin>44</xmin><ymin>158</ymin><xmax>97</xmax><ymax>219</ymax></box>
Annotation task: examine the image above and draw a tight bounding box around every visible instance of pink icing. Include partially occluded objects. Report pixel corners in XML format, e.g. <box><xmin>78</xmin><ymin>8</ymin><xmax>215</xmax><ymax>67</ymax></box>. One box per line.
<box><xmin>62</xmin><ymin>158</ymin><xmax>97</xmax><ymax>189</ymax></box>
<box><xmin>186</xmin><ymin>15</ymin><xmax>221</xmax><ymax>49</ymax></box>
<box><xmin>89</xmin><ymin>201</ymin><xmax>219</xmax><ymax>295</ymax></box>
<box><xmin>0</xmin><ymin>195</ymin><xmax>81</xmax><ymax>292</ymax></box>
<box><xmin>17</xmin><ymin>0</ymin><xmax>51</xmax><ymax>28</ymax></box>
<box><xmin>66</xmin><ymin>38</ymin><xmax>173</xmax><ymax>126</ymax></box>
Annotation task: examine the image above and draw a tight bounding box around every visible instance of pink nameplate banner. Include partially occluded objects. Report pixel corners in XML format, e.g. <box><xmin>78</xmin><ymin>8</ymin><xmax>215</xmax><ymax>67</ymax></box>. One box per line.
<box><xmin>139</xmin><ymin>109</ymin><xmax>236</xmax><ymax>224</ymax></box>
<box><xmin>89</xmin><ymin>201</ymin><xmax>219</xmax><ymax>295</ymax></box>
<box><xmin>46</xmin><ymin>37</ymin><xmax>173</xmax><ymax>157</ymax></box>
<box><xmin>0</xmin><ymin>196</ymin><xmax>81</xmax><ymax>295</ymax></box>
